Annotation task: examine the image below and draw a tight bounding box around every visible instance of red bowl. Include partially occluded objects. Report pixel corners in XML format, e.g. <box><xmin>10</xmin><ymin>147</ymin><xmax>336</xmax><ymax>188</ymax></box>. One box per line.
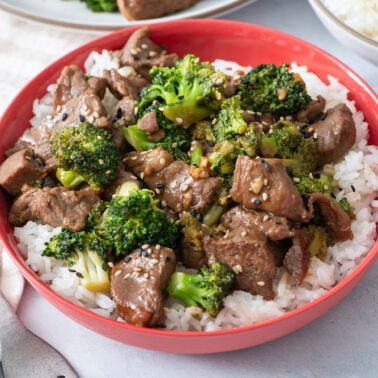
<box><xmin>0</xmin><ymin>19</ymin><xmax>377</xmax><ymax>354</ymax></box>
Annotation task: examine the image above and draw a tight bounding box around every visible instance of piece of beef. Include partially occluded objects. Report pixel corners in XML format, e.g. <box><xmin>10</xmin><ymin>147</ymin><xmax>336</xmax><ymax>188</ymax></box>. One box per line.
<box><xmin>53</xmin><ymin>65</ymin><xmax>107</xmax><ymax>110</ymax></box>
<box><xmin>111</xmin><ymin>245</ymin><xmax>176</xmax><ymax>327</ymax></box>
<box><xmin>0</xmin><ymin>149</ymin><xmax>46</xmax><ymax>196</ymax></box>
<box><xmin>230</xmin><ymin>156</ymin><xmax>308</xmax><ymax>222</ymax></box>
<box><xmin>117</xmin><ymin>0</ymin><xmax>199</xmax><ymax>21</ymax></box>
<box><xmin>296</xmin><ymin>95</ymin><xmax>326</xmax><ymax>123</ymax></box>
<box><xmin>204</xmin><ymin>229</ymin><xmax>276</xmax><ymax>300</ymax></box>
<box><xmin>125</xmin><ymin>147</ymin><xmax>222</xmax><ymax>214</ymax></box>
<box><xmin>138</xmin><ymin>111</ymin><xmax>160</xmax><ymax>135</ymax></box>
<box><xmin>8</xmin><ymin>186</ymin><xmax>100</xmax><ymax>231</ymax></box>
<box><xmin>283</xmin><ymin>228</ymin><xmax>311</xmax><ymax>284</ymax></box>
<box><xmin>119</xmin><ymin>27</ymin><xmax>177</xmax><ymax>79</ymax></box>
<box><xmin>221</xmin><ymin>206</ymin><xmax>294</xmax><ymax>241</ymax></box>
<box><xmin>312</xmin><ymin>103</ymin><xmax>356</xmax><ymax>165</ymax></box>
<box><xmin>103</xmin><ymin>68</ymin><xmax>149</xmax><ymax>100</ymax></box>
<box><xmin>307</xmin><ymin>193</ymin><xmax>353</xmax><ymax>242</ymax></box>
<box><xmin>109</xmin><ymin>97</ymin><xmax>137</xmax><ymax>152</ymax></box>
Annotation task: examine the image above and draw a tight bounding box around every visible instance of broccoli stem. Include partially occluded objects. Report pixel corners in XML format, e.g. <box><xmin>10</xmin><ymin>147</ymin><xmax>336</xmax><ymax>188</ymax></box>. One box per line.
<box><xmin>203</xmin><ymin>204</ymin><xmax>226</xmax><ymax>227</ymax></box>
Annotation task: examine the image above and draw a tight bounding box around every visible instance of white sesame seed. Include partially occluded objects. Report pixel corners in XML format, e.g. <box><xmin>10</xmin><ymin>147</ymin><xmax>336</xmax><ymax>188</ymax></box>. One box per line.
<box><xmin>151</xmin><ymin>258</ymin><xmax>159</xmax><ymax>265</ymax></box>
<box><xmin>175</xmin><ymin>117</ymin><xmax>184</xmax><ymax>124</ymax></box>
<box><xmin>241</xmin><ymin>231</ymin><xmax>247</xmax><ymax>237</ymax></box>
<box><xmin>142</xmin><ymin>244</ymin><xmax>149</xmax><ymax>249</ymax></box>
<box><xmin>159</xmin><ymin>158</ymin><xmax>166</xmax><ymax>165</ymax></box>
<box><xmin>124</xmin><ymin>273</ymin><xmax>131</xmax><ymax>279</ymax></box>
<box><xmin>257</xmin><ymin>281</ymin><xmax>265</xmax><ymax>287</ymax></box>
<box><xmin>262</xmin><ymin>192</ymin><xmax>268</xmax><ymax>201</ymax></box>
<box><xmin>115</xmin><ymin>270</ymin><xmax>122</xmax><ymax>277</ymax></box>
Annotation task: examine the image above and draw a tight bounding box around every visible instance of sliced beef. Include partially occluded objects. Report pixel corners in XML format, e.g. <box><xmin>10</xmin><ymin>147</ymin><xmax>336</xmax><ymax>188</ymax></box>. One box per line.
<box><xmin>8</xmin><ymin>186</ymin><xmax>100</xmax><ymax>231</ymax></box>
<box><xmin>109</xmin><ymin>97</ymin><xmax>137</xmax><ymax>152</ymax></box>
<box><xmin>312</xmin><ymin>103</ymin><xmax>356</xmax><ymax>165</ymax></box>
<box><xmin>138</xmin><ymin>111</ymin><xmax>160</xmax><ymax>135</ymax></box>
<box><xmin>221</xmin><ymin>206</ymin><xmax>294</xmax><ymax>241</ymax></box>
<box><xmin>110</xmin><ymin>245</ymin><xmax>176</xmax><ymax>327</ymax></box>
<box><xmin>230</xmin><ymin>155</ymin><xmax>308</xmax><ymax>222</ymax></box>
<box><xmin>307</xmin><ymin>193</ymin><xmax>353</xmax><ymax>242</ymax></box>
<box><xmin>296</xmin><ymin>95</ymin><xmax>326</xmax><ymax>123</ymax></box>
<box><xmin>283</xmin><ymin>229</ymin><xmax>311</xmax><ymax>284</ymax></box>
<box><xmin>53</xmin><ymin>65</ymin><xmax>107</xmax><ymax>110</ymax></box>
<box><xmin>125</xmin><ymin>147</ymin><xmax>222</xmax><ymax>214</ymax></box>
<box><xmin>103</xmin><ymin>68</ymin><xmax>149</xmax><ymax>100</ymax></box>
<box><xmin>117</xmin><ymin>0</ymin><xmax>199</xmax><ymax>21</ymax></box>
<box><xmin>8</xmin><ymin>121</ymin><xmax>57</xmax><ymax>172</ymax></box>
<box><xmin>204</xmin><ymin>229</ymin><xmax>276</xmax><ymax>300</ymax></box>
<box><xmin>119</xmin><ymin>27</ymin><xmax>177</xmax><ymax>79</ymax></box>
<box><xmin>0</xmin><ymin>149</ymin><xmax>46</xmax><ymax>196</ymax></box>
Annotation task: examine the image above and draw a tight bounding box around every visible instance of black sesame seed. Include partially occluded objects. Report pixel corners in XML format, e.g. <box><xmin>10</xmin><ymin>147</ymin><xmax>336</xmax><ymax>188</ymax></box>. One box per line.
<box><xmin>313</xmin><ymin>172</ymin><xmax>321</xmax><ymax>179</ymax></box>
<box><xmin>142</xmin><ymin>250</ymin><xmax>149</xmax><ymax>257</ymax></box>
<box><xmin>190</xmin><ymin>209</ymin><xmax>197</xmax><ymax>217</ymax></box>
<box><xmin>155</xmin><ymin>182</ymin><xmax>165</xmax><ymax>190</ymax></box>
<box><xmin>61</xmin><ymin>112</ymin><xmax>68</xmax><ymax>121</ymax></box>
<box><xmin>260</xmin><ymin>158</ymin><xmax>265</xmax><ymax>164</ymax></box>
<box><xmin>165</xmin><ymin>256</ymin><xmax>171</xmax><ymax>262</ymax></box>
<box><xmin>76</xmin><ymin>272</ymin><xmax>84</xmax><ymax>278</ymax></box>
<box><xmin>252</xmin><ymin>198</ymin><xmax>262</xmax><ymax>206</ymax></box>
<box><xmin>275</xmin><ymin>220</ymin><xmax>282</xmax><ymax>225</ymax></box>
<box><xmin>116</xmin><ymin>107</ymin><xmax>123</xmax><ymax>119</ymax></box>
<box><xmin>124</xmin><ymin>257</ymin><xmax>131</xmax><ymax>263</ymax></box>
<box><xmin>207</xmin><ymin>141</ymin><xmax>215</xmax><ymax>147</ymax></box>
<box><xmin>331</xmin><ymin>192</ymin><xmax>336</xmax><ymax>198</ymax></box>
<box><xmin>286</xmin><ymin>166</ymin><xmax>293</xmax><ymax>175</ymax></box>
<box><xmin>195</xmin><ymin>213</ymin><xmax>203</xmax><ymax>222</ymax></box>
<box><xmin>264</xmin><ymin>162</ymin><xmax>271</xmax><ymax>172</ymax></box>
<box><xmin>254</xmin><ymin>114</ymin><xmax>261</xmax><ymax>122</ymax></box>
<box><xmin>177</xmin><ymin>95</ymin><xmax>184</xmax><ymax>100</ymax></box>
<box><xmin>138</xmin><ymin>248</ymin><xmax>144</xmax><ymax>256</ymax></box>
<box><xmin>68</xmin><ymin>268</ymin><xmax>76</xmax><ymax>273</ymax></box>
<box><xmin>351</xmin><ymin>184</ymin><xmax>356</xmax><ymax>192</ymax></box>
<box><xmin>277</xmin><ymin>121</ymin><xmax>285</xmax><ymax>127</ymax></box>
<box><xmin>79</xmin><ymin>115</ymin><xmax>85</xmax><ymax>123</ymax></box>
<box><xmin>319</xmin><ymin>113</ymin><xmax>327</xmax><ymax>120</ymax></box>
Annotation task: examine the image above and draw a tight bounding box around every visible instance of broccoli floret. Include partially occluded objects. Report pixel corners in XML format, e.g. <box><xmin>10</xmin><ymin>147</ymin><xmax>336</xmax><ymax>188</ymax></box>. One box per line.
<box><xmin>43</xmin><ymin>227</ymin><xmax>111</xmax><ymax>292</ymax></box>
<box><xmin>208</xmin><ymin>141</ymin><xmax>237</xmax><ymax>175</ymax></box>
<box><xmin>167</xmin><ymin>261</ymin><xmax>235</xmax><ymax>317</ymax></box>
<box><xmin>123</xmin><ymin>123</ymin><xmax>190</xmax><ymax>162</ymax></box>
<box><xmin>292</xmin><ymin>172</ymin><xmax>333</xmax><ymax>195</ymax></box>
<box><xmin>138</xmin><ymin>54</ymin><xmax>227</xmax><ymax>128</ymax></box>
<box><xmin>50</xmin><ymin>123</ymin><xmax>119</xmax><ymax>191</ymax></box>
<box><xmin>260</xmin><ymin>120</ymin><xmax>318</xmax><ymax>174</ymax></box>
<box><xmin>239</xmin><ymin>64</ymin><xmax>311</xmax><ymax>115</ymax></box>
<box><xmin>93</xmin><ymin>181</ymin><xmax>179</xmax><ymax>258</ymax></box>
<box><xmin>80</xmin><ymin>0</ymin><xmax>118</xmax><ymax>12</ymax></box>
<box><xmin>212</xmin><ymin>95</ymin><xmax>248</xmax><ymax>142</ymax></box>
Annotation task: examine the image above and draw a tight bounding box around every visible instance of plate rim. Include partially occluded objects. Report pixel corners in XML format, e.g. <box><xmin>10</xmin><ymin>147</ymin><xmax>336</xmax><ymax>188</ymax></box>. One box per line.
<box><xmin>0</xmin><ymin>0</ymin><xmax>256</xmax><ymax>31</ymax></box>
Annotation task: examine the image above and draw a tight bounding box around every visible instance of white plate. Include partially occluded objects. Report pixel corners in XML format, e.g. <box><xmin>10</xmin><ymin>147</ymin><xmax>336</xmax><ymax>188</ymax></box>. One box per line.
<box><xmin>0</xmin><ymin>0</ymin><xmax>257</xmax><ymax>31</ymax></box>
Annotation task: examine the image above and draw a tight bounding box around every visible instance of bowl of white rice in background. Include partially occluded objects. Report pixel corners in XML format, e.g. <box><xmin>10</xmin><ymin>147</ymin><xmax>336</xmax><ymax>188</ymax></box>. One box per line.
<box><xmin>309</xmin><ymin>0</ymin><xmax>378</xmax><ymax>64</ymax></box>
<box><xmin>0</xmin><ymin>19</ymin><xmax>377</xmax><ymax>353</ymax></box>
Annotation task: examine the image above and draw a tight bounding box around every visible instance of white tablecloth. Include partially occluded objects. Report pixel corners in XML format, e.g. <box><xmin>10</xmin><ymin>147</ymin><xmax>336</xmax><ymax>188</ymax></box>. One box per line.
<box><xmin>1</xmin><ymin>1</ymin><xmax>377</xmax><ymax>377</ymax></box>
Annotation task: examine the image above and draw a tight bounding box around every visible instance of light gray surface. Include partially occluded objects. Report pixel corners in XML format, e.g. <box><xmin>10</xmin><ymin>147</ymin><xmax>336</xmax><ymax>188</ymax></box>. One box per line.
<box><xmin>2</xmin><ymin>0</ymin><xmax>377</xmax><ymax>377</ymax></box>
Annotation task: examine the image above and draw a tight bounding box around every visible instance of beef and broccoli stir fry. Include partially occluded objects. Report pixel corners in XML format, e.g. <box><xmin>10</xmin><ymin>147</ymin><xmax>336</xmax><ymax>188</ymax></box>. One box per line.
<box><xmin>0</xmin><ymin>27</ymin><xmax>356</xmax><ymax>327</ymax></box>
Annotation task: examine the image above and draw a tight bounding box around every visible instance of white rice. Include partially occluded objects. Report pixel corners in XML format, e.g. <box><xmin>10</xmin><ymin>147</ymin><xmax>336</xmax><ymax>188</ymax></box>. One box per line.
<box><xmin>13</xmin><ymin>52</ymin><xmax>378</xmax><ymax>331</ymax></box>
<box><xmin>321</xmin><ymin>0</ymin><xmax>378</xmax><ymax>41</ymax></box>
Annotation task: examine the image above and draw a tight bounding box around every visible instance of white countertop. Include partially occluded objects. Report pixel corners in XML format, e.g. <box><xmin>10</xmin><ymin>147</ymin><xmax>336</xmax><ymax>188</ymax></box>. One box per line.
<box><xmin>1</xmin><ymin>0</ymin><xmax>377</xmax><ymax>377</ymax></box>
